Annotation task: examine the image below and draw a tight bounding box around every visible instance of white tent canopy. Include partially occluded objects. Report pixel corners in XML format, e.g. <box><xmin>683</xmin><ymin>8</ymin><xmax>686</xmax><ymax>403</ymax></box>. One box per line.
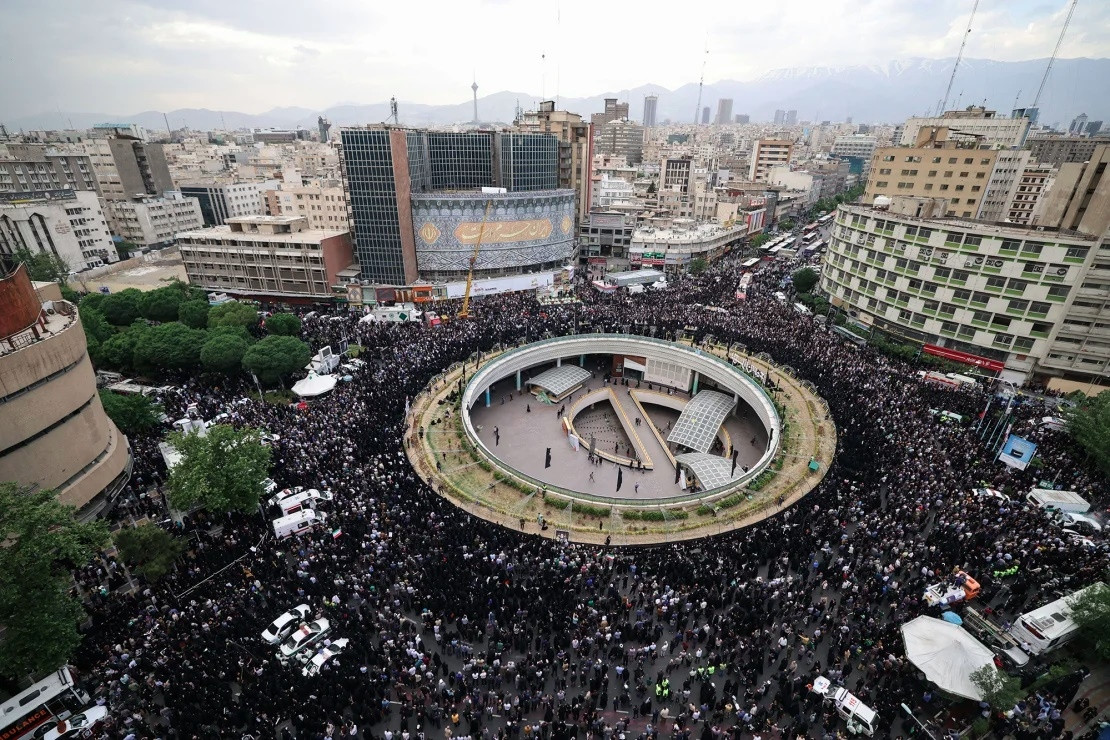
<box><xmin>900</xmin><ymin>615</ymin><xmax>997</xmax><ymax>700</ymax></box>
<box><xmin>292</xmin><ymin>371</ymin><xmax>338</xmax><ymax>399</ymax></box>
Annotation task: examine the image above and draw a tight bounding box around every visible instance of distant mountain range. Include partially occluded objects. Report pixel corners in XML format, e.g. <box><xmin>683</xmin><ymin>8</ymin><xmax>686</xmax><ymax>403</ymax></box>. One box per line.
<box><xmin>6</xmin><ymin>57</ymin><xmax>1108</xmax><ymax>133</ymax></box>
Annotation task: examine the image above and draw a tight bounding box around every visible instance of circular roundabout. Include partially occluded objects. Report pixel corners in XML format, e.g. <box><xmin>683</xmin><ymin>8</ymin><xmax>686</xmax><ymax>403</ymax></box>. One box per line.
<box><xmin>407</xmin><ymin>334</ymin><xmax>836</xmax><ymax>544</ymax></box>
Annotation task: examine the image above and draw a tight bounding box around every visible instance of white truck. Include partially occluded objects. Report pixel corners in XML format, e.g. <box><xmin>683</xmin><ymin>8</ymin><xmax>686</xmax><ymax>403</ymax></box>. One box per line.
<box><xmin>273</xmin><ymin>510</ymin><xmax>328</xmax><ymax>539</ymax></box>
<box><xmin>812</xmin><ymin>677</ymin><xmax>877</xmax><ymax>736</ymax></box>
<box><xmin>1026</xmin><ymin>488</ymin><xmax>1090</xmax><ymax>514</ymax></box>
<box><xmin>277</xmin><ymin>489</ymin><xmax>334</xmax><ymax>516</ymax></box>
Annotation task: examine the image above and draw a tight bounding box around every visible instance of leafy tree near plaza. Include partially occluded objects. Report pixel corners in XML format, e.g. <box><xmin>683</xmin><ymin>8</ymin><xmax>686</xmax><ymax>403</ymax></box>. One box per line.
<box><xmin>265</xmin><ymin>312</ymin><xmax>302</xmax><ymax>337</ymax></box>
<box><xmin>201</xmin><ymin>332</ymin><xmax>251</xmax><ymax>374</ymax></box>
<box><xmin>0</xmin><ymin>483</ymin><xmax>109</xmax><ymax>678</ymax></box>
<box><xmin>779</xmin><ymin>219</ymin><xmax>795</xmax><ymax>230</ymax></box>
<box><xmin>80</xmin><ymin>307</ymin><xmax>114</xmax><ymax>344</ymax></box>
<box><xmin>132</xmin><ymin>322</ymin><xmax>208</xmax><ymax>373</ymax></box>
<box><xmin>113</xmin><ymin>524</ymin><xmax>186</xmax><ymax>582</ymax></box>
<box><xmin>750</xmin><ymin>234</ymin><xmax>771</xmax><ymax>249</ymax></box>
<box><xmin>208</xmin><ymin>300</ymin><xmax>260</xmax><ymax>329</ymax></box>
<box><xmin>115</xmin><ymin>240</ymin><xmax>138</xmax><ymax>259</ymax></box>
<box><xmin>1066</xmin><ymin>392</ymin><xmax>1110</xmax><ymax>477</ymax></box>
<box><xmin>792</xmin><ymin>267</ymin><xmax>820</xmax><ymax>295</ymax></box>
<box><xmin>138</xmin><ymin>285</ymin><xmax>186</xmax><ymax>322</ymax></box>
<box><xmin>689</xmin><ymin>258</ymin><xmax>708</xmax><ymax>276</ymax></box>
<box><xmin>98</xmin><ymin>390</ymin><xmax>162</xmax><ymax>434</ymax></box>
<box><xmin>8</xmin><ymin>246</ymin><xmax>71</xmax><ymax>283</ymax></box>
<box><xmin>969</xmin><ymin>664</ymin><xmax>1023</xmax><ymax>710</ymax></box>
<box><xmin>1067</xmin><ymin>581</ymin><xmax>1110</xmax><ymax>659</ymax></box>
<box><xmin>177</xmin><ymin>299</ymin><xmax>211</xmax><ymax>329</ymax></box>
<box><xmin>166</xmin><ymin>425</ymin><xmax>272</xmax><ymax>514</ymax></box>
<box><xmin>242</xmin><ymin>335</ymin><xmax>311</xmax><ymax>386</ymax></box>
<box><xmin>100</xmin><ymin>288</ymin><xmax>144</xmax><ymax>326</ymax></box>
<box><xmin>59</xmin><ymin>283</ymin><xmax>81</xmax><ymax>304</ymax></box>
<box><xmin>96</xmin><ymin>327</ymin><xmax>144</xmax><ymax>371</ymax></box>
<box><xmin>80</xmin><ymin>292</ymin><xmax>106</xmax><ymax>314</ymax></box>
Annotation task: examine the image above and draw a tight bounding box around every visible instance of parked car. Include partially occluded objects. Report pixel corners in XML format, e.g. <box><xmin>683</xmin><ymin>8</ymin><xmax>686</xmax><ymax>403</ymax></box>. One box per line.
<box><xmin>41</xmin><ymin>706</ymin><xmax>109</xmax><ymax>740</ymax></box>
<box><xmin>279</xmin><ymin>618</ymin><xmax>331</xmax><ymax>659</ymax></box>
<box><xmin>261</xmin><ymin>604</ymin><xmax>311</xmax><ymax>644</ymax></box>
<box><xmin>302</xmin><ymin>637</ymin><xmax>350</xmax><ymax>677</ymax></box>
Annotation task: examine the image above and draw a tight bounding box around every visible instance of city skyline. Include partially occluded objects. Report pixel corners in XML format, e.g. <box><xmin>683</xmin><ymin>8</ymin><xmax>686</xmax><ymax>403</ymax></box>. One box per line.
<box><xmin>2</xmin><ymin>0</ymin><xmax>1109</xmax><ymax>121</ymax></box>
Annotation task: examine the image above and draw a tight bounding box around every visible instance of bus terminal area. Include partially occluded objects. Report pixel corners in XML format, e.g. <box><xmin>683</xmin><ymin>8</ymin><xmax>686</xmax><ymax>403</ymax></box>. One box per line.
<box><xmin>4</xmin><ymin>246</ymin><xmax>1110</xmax><ymax>740</ymax></box>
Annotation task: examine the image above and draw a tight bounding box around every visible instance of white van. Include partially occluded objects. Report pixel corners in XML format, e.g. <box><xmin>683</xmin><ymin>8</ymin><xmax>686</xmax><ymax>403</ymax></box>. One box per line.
<box><xmin>1026</xmin><ymin>488</ymin><xmax>1090</xmax><ymax>514</ymax></box>
<box><xmin>812</xmin><ymin>677</ymin><xmax>877</xmax><ymax>736</ymax></box>
<box><xmin>1040</xmin><ymin>416</ymin><xmax>1067</xmax><ymax>433</ymax></box>
<box><xmin>273</xmin><ymin>510</ymin><xmax>328</xmax><ymax>539</ymax></box>
<box><xmin>278</xmin><ymin>489</ymin><xmax>334</xmax><ymax>516</ymax></box>
<box><xmin>627</xmin><ymin>283</ymin><xmax>645</xmax><ymax>295</ymax></box>
<box><xmin>793</xmin><ymin>302</ymin><xmax>812</xmax><ymax>315</ymax></box>
<box><xmin>945</xmin><ymin>372</ymin><xmax>980</xmax><ymax>388</ymax></box>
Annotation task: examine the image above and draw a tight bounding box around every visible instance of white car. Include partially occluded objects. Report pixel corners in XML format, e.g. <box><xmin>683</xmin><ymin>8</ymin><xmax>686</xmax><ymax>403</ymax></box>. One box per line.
<box><xmin>279</xmin><ymin>618</ymin><xmax>331</xmax><ymax>659</ymax></box>
<box><xmin>972</xmin><ymin>488</ymin><xmax>1009</xmax><ymax>501</ymax></box>
<box><xmin>268</xmin><ymin>486</ymin><xmax>305</xmax><ymax>506</ymax></box>
<box><xmin>1063</xmin><ymin>529</ymin><xmax>1097</xmax><ymax>549</ymax></box>
<box><xmin>42</xmin><ymin>706</ymin><xmax>109</xmax><ymax>740</ymax></box>
<box><xmin>262</xmin><ymin>478</ymin><xmax>278</xmax><ymax>495</ymax></box>
<box><xmin>261</xmin><ymin>604</ymin><xmax>311</xmax><ymax>644</ymax></box>
<box><xmin>302</xmin><ymin>637</ymin><xmax>350</xmax><ymax>676</ymax></box>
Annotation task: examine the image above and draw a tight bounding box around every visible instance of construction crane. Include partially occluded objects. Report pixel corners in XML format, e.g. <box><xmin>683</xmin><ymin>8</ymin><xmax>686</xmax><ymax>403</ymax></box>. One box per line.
<box><xmin>938</xmin><ymin>0</ymin><xmax>980</xmax><ymax>115</ymax></box>
<box><xmin>457</xmin><ymin>200</ymin><xmax>493</xmax><ymax>319</ymax></box>
<box><xmin>1031</xmin><ymin>0</ymin><xmax>1079</xmax><ymax>111</ymax></box>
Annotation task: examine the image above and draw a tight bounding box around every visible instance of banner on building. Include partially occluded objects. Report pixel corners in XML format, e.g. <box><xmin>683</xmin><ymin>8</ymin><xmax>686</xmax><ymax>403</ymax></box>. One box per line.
<box><xmin>998</xmin><ymin>434</ymin><xmax>1038</xmax><ymax>471</ymax></box>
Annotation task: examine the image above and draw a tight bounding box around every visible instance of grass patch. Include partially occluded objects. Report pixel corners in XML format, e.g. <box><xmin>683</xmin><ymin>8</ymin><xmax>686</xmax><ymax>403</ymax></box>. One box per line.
<box><xmin>555</xmin><ymin>501</ymin><xmax>611</xmax><ymax>518</ymax></box>
<box><xmin>259</xmin><ymin>389</ymin><xmax>296</xmax><ymax>405</ymax></box>
<box><xmin>747</xmin><ymin>470</ymin><xmax>775</xmax><ymax>492</ymax></box>
<box><xmin>623</xmin><ymin>509</ymin><xmax>689</xmax><ymax>521</ymax></box>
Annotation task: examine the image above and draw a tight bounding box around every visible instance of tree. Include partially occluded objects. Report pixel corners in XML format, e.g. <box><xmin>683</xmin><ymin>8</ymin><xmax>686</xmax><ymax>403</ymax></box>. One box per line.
<box><xmin>201</xmin><ymin>332</ymin><xmax>250</xmax><ymax>373</ymax></box>
<box><xmin>115</xmin><ymin>240</ymin><xmax>138</xmax><ymax>260</ymax></box>
<box><xmin>113</xmin><ymin>524</ymin><xmax>185</xmax><ymax>582</ymax></box>
<box><xmin>177</xmin><ymin>299</ymin><xmax>210</xmax><ymax>329</ymax></box>
<box><xmin>265</xmin><ymin>312</ymin><xmax>302</xmax><ymax>337</ymax></box>
<box><xmin>80</xmin><ymin>292</ymin><xmax>106</xmax><ymax>314</ymax></box>
<box><xmin>59</xmin><ymin>283</ymin><xmax>80</xmax><ymax>304</ymax></box>
<box><xmin>99</xmin><ymin>390</ymin><xmax>162</xmax><ymax>434</ymax></box>
<box><xmin>750</xmin><ymin>234</ymin><xmax>771</xmax><ymax>249</ymax></box>
<box><xmin>138</xmin><ymin>285</ymin><xmax>186</xmax><ymax>322</ymax></box>
<box><xmin>132</xmin><ymin>322</ymin><xmax>208</xmax><ymax>373</ymax></box>
<box><xmin>100</xmin><ymin>288</ymin><xmax>143</xmax><ymax>326</ymax></box>
<box><xmin>208</xmin><ymin>301</ymin><xmax>259</xmax><ymax>329</ymax></box>
<box><xmin>792</xmin><ymin>267</ymin><xmax>820</xmax><ymax>295</ymax></box>
<box><xmin>1067</xmin><ymin>392</ymin><xmax>1110</xmax><ymax>477</ymax></box>
<box><xmin>688</xmin><ymin>258</ymin><xmax>708</xmax><ymax>276</ymax></box>
<box><xmin>97</xmin><ymin>329</ymin><xmax>142</xmax><ymax>371</ymax></box>
<box><xmin>10</xmin><ymin>247</ymin><xmax>70</xmax><ymax>283</ymax></box>
<box><xmin>969</xmin><ymin>663</ymin><xmax>1023</xmax><ymax>710</ymax></box>
<box><xmin>167</xmin><ymin>425</ymin><xmax>272</xmax><ymax>514</ymax></box>
<box><xmin>779</xmin><ymin>219</ymin><xmax>795</xmax><ymax>230</ymax></box>
<box><xmin>1067</xmin><ymin>582</ymin><xmax>1110</xmax><ymax>660</ymax></box>
<box><xmin>242</xmin><ymin>335</ymin><xmax>311</xmax><ymax>386</ymax></box>
<box><xmin>0</xmin><ymin>483</ymin><xmax>109</xmax><ymax>678</ymax></box>
<box><xmin>80</xmin><ymin>308</ymin><xmax>114</xmax><ymax>345</ymax></box>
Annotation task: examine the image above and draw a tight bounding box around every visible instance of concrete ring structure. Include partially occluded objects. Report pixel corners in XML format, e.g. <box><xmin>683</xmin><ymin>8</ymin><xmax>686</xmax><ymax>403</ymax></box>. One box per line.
<box><xmin>461</xmin><ymin>335</ymin><xmax>781</xmax><ymax>507</ymax></box>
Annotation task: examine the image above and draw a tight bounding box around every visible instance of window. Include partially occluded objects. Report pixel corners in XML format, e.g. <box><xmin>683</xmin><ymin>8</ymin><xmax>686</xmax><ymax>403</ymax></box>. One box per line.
<box><xmin>951</xmin><ymin>198</ymin><xmax>961</xmax><ymax>204</ymax></box>
<box><xmin>882</xmin><ymin>155</ymin><xmax>895</xmax><ymax>162</ymax></box>
<box><xmin>934</xmin><ymin>267</ymin><xmax>951</xmax><ymax>280</ymax></box>
<box><xmin>964</xmin><ymin>158</ymin><xmax>973</xmax><ymax>165</ymax></box>
<box><xmin>1013</xmin><ymin>337</ymin><xmax>1035</xmax><ymax>353</ymax></box>
<box><xmin>958</xmin><ymin>325</ymin><xmax>976</xmax><ymax>339</ymax></box>
<box><xmin>1008</xmin><ymin>299</ymin><xmax>1029</xmax><ymax>312</ymax></box>
<box><xmin>1047</xmin><ymin>285</ymin><xmax>1071</xmax><ymax>300</ymax></box>
<box><xmin>971</xmin><ymin>291</ymin><xmax>990</xmax><ymax>305</ymax></box>
<box><xmin>924</xmin><ymin>183</ymin><xmax>934</xmax><ymax>190</ymax></box>
<box><xmin>944</xmin><ymin>171</ymin><xmax>954</xmax><ymax>178</ymax></box>
<box><xmin>955</xmin><ymin>184</ymin><xmax>966</xmax><ymax>191</ymax></box>
<box><xmin>1022</xmin><ymin>242</ymin><xmax>1043</xmax><ymax>256</ymax></box>
<box><xmin>875</xmin><ymin>181</ymin><xmax>888</xmax><ymax>188</ymax></box>
<box><xmin>953</xmin><ymin>270</ymin><xmax>971</xmax><ymax>282</ymax></box>
<box><xmin>959</xmin><ymin>172</ymin><xmax>969</xmax><ymax>178</ymax></box>
<box><xmin>948</xmin><ymin>158</ymin><xmax>957</xmax><ymax>164</ymax></box>
<box><xmin>932</xmin><ymin>156</ymin><xmax>942</xmax><ymax>164</ymax></box>
<box><xmin>1029</xmin><ymin>301</ymin><xmax>1050</xmax><ymax>315</ymax></box>
<box><xmin>981</xmin><ymin>158</ymin><xmax>992</xmax><ymax>165</ymax></box>
<box><xmin>879</xmin><ymin>168</ymin><xmax>891</xmax><ymax>175</ymax></box>
<box><xmin>972</xmin><ymin>311</ymin><xmax>991</xmax><ymax>324</ymax></box>
<box><xmin>991</xmin><ymin>315</ymin><xmax>1011</xmax><ymax>330</ymax></box>
<box><xmin>923</xmin><ymin>299</ymin><xmax>940</xmax><ymax>313</ymax></box>
<box><xmin>953</xmin><ymin>288</ymin><xmax>971</xmax><ymax>302</ymax></box>
<box><xmin>928</xmin><ymin>170</ymin><xmax>938</xmax><ymax>177</ymax></box>
<box><xmin>940</xmin><ymin>184</ymin><xmax>949</xmax><ymax>191</ymax></box>
<box><xmin>1065</xmin><ymin>246</ymin><xmax>1089</xmax><ymax>259</ymax></box>
<box><xmin>1006</xmin><ymin>279</ymin><xmax>1029</xmax><ymax>294</ymax></box>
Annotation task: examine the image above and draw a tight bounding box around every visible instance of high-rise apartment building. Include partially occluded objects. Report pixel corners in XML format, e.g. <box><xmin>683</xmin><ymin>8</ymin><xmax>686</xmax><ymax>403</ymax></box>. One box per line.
<box><xmin>339</xmin><ymin>128</ymin><xmax>573</xmax><ymax>285</ymax></box>
<box><xmin>774</xmin><ymin>110</ymin><xmax>786</xmax><ymax>125</ymax></box>
<box><xmin>1040</xmin><ymin>145</ymin><xmax>1110</xmax><ymax>238</ymax></box>
<box><xmin>1026</xmin><ymin>135</ymin><xmax>1107</xmax><ymax>167</ymax></box>
<box><xmin>0</xmin><ymin>145</ymin><xmax>100</xmax><ymax>195</ymax></box>
<box><xmin>0</xmin><ymin>190</ymin><xmax>117</xmax><ymax>271</ymax></box>
<box><xmin>1006</xmin><ymin>163</ymin><xmax>1055</xmax><ymax>226</ymax></box>
<box><xmin>976</xmin><ymin>150</ymin><xmax>1031</xmax><ymax>223</ymax></box>
<box><xmin>178</xmin><ymin>181</ymin><xmax>272</xmax><ymax>226</ymax></box>
<box><xmin>701</xmin><ymin>107</ymin><xmax>711</xmax><ymax>125</ymax></box>
<box><xmin>266</xmin><ymin>180</ymin><xmax>348</xmax><ymax>231</ymax></box>
<box><xmin>642</xmin><ymin>96</ymin><xmax>658</xmax><ymax>128</ymax></box>
<box><xmin>593</xmin><ymin>120</ymin><xmax>645</xmax><ymax>165</ymax></box>
<box><xmin>590</xmin><ymin>98</ymin><xmax>630</xmax><ymax>129</ymax></box>
<box><xmin>735</xmin><ymin>114</ymin><xmax>750</xmax><ymax>124</ymax></box>
<box><xmin>831</xmin><ymin>134</ymin><xmax>878</xmax><ymax>174</ymax></box>
<box><xmin>898</xmin><ymin>107</ymin><xmax>1030</xmax><ymax>149</ymax></box>
<box><xmin>715</xmin><ymin>99</ymin><xmax>734</xmax><ymax>126</ymax></box>
<box><xmin>103</xmin><ymin>192</ymin><xmax>205</xmax><ymax>249</ymax></box>
<box><xmin>83</xmin><ymin>136</ymin><xmax>174</xmax><ymax>203</ymax></box>
<box><xmin>785</xmin><ymin>110</ymin><xmax>798</xmax><ymax>125</ymax></box>
<box><xmin>1069</xmin><ymin>113</ymin><xmax>1089</xmax><ymax>136</ymax></box>
<box><xmin>515</xmin><ymin>101</ymin><xmax>592</xmax><ymax>222</ymax></box>
<box><xmin>749</xmin><ymin>139</ymin><xmax>795</xmax><ymax>182</ymax></box>
<box><xmin>1086</xmin><ymin>121</ymin><xmax>1104</xmax><ymax>137</ymax></box>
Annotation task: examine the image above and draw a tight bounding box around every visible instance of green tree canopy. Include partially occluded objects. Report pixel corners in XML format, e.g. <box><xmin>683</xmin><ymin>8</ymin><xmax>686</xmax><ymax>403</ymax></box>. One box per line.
<box><xmin>60</xmin><ymin>283</ymin><xmax>80</xmax><ymax>304</ymax></box>
<box><xmin>10</xmin><ymin>247</ymin><xmax>71</xmax><ymax>283</ymax></box>
<box><xmin>792</xmin><ymin>267</ymin><xmax>820</xmax><ymax>295</ymax></box>
<box><xmin>779</xmin><ymin>218</ymin><xmax>795</xmax><ymax>230</ymax></box>
<box><xmin>1068</xmin><ymin>582</ymin><xmax>1110</xmax><ymax>660</ymax></box>
<box><xmin>750</xmin><ymin>234</ymin><xmax>770</xmax><ymax>249</ymax></box>
<box><xmin>1067</xmin><ymin>392</ymin><xmax>1110</xmax><ymax>477</ymax></box>
<box><xmin>177</xmin><ymin>299</ymin><xmax>211</xmax><ymax>329</ymax></box>
<box><xmin>201</xmin><ymin>333</ymin><xmax>250</xmax><ymax>374</ymax></box>
<box><xmin>688</xmin><ymin>257</ymin><xmax>708</xmax><ymax>276</ymax></box>
<box><xmin>100</xmin><ymin>288</ymin><xmax>144</xmax><ymax>326</ymax></box>
<box><xmin>80</xmin><ymin>292</ymin><xmax>106</xmax><ymax>314</ymax></box>
<box><xmin>208</xmin><ymin>300</ymin><xmax>259</xmax><ymax>329</ymax></box>
<box><xmin>265</xmin><ymin>312</ymin><xmax>302</xmax><ymax>337</ymax></box>
<box><xmin>98</xmin><ymin>390</ymin><xmax>162</xmax><ymax>434</ymax></box>
<box><xmin>80</xmin><ymin>307</ymin><xmax>114</xmax><ymax>344</ymax></box>
<box><xmin>113</xmin><ymin>524</ymin><xmax>185</xmax><ymax>582</ymax></box>
<box><xmin>167</xmin><ymin>425</ymin><xmax>272</xmax><ymax>514</ymax></box>
<box><xmin>133</xmin><ymin>322</ymin><xmax>208</xmax><ymax>373</ymax></box>
<box><xmin>242</xmin><ymin>335</ymin><xmax>311</xmax><ymax>386</ymax></box>
<box><xmin>139</xmin><ymin>285</ymin><xmax>186</xmax><ymax>322</ymax></box>
<box><xmin>0</xmin><ymin>483</ymin><xmax>109</xmax><ymax>678</ymax></box>
<box><xmin>97</xmin><ymin>329</ymin><xmax>143</xmax><ymax>371</ymax></box>
<box><xmin>969</xmin><ymin>664</ymin><xmax>1023</xmax><ymax>710</ymax></box>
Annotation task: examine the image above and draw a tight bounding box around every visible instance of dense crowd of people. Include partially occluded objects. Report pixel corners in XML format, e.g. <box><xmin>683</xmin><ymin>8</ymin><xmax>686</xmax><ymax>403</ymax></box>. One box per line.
<box><xmin>62</xmin><ymin>248</ymin><xmax>1109</xmax><ymax>740</ymax></box>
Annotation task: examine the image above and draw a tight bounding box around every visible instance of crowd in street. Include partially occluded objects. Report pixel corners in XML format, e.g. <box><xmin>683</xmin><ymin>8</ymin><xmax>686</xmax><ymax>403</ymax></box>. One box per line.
<box><xmin>65</xmin><ymin>250</ymin><xmax>1110</xmax><ymax>740</ymax></box>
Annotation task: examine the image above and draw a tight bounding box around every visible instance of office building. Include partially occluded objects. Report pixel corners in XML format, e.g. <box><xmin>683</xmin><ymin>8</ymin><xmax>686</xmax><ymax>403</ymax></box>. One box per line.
<box><xmin>83</xmin><ymin>135</ymin><xmax>174</xmax><ymax>203</ymax></box>
<box><xmin>785</xmin><ymin>110</ymin><xmax>798</xmax><ymax>126</ymax></box>
<box><xmin>774</xmin><ymin>110</ymin><xmax>786</xmax><ymax>125</ymax></box>
<box><xmin>821</xmin><ymin>200</ymin><xmax>1105</xmax><ymax>386</ymax></box>
<box><xmin>266</xmin><ymin>180</ymin><xmax>348</xmax><ymax>231</ymax></box>
<box><xmin>593</xmin><ymin>119</ymin><xmax>644</xmax><ymax>165</ymax></box>
<box><xmin>179</xmin><ymin>181</ymin><xmax>271</xmax><ymax>226</ymax></box>
<box><xmin>1040</xmin><ymin>144</ymin><xmax>1110</xmax><ymax>238</ymax></box>
<box><xmin>630</xmin><ymin>219</ymin><xmax>748</xmax><ymax>271</ymax></box>
<box><xmin>735</xmin><ymin>114</ymin><xmax>750</xmax><ymax>125</ymax></box>
<box><xmin>1026</xmin><ymin>135</ymin><xmax>1107</xmax><ymax>167</ymax></box>
<box><xmin>716</xmin><ymin>99</ymin><xmax>734</xmax><ymax>126</ymax></box>
<box><xmin>0</xmin><ymin>145</ymin><xmax>100</xmax><ymax>195</ymax></box>
<box><xmin>578</xmin><ymin>211</ymin><xmax>634</xmax><ymax>262</ymax></box>
<box><xmin>865</xmin><ymin>127</ymin><xmax>998</xmax><ymax>219</ymax></box>
<box><xmin>701</xmin><ymin>107</ymin><xmax>711</xmax><ymax>125</ymax></box>
<box><xmin>898</xmin><ymin>107</ymin><xmax>1030</xmax><ymax>149</ymax></box>
<box><xmin>975</xmin><ymin>150</ymin><xmax>1030</xmax><ymax>223</ymax></box>
<box><xmin>1069</xmin><ymin>113</ymin><xmax>1089</xmax><ymax>136</ymax></box>
<box><xmin>657</xmin><ymin>157</ymin><xmax>694</xmax><ymax>219</ymax></box>
<box><xmin>178</xmin><ymin>215</ymin><xmax>355</xmax><ymax>301</ymax></box>
<box><xmin>515</xmin><ymin>101</ymin><xmax>593</xmax><ymax>222</ymax></box>
<box><xmin>831</xmin><ymin>134</ymin><xmax>878</xmax><ymax>171</ymax></box>
<box><xmin>103</xmin><ymin>192</ymin><xmax>204</xmax><ymax>249</ymax></box>
<box><xmin>749</xmin><ymin>139</ymin><xmax>795</xmax><ymax>182</ymax></box>
<box><xmin>339</xmin><ymin>127</ymin><xmax>573</xmax><ymax>284</ymax></box>
<box><xmin>0</xmin><ymin>190</ymin><xmax>117</xmax><ymax>271</ymax></box>
<box><xmin>0</xmin><ymin>266</ymin><xmax>131</xmax><ymax>519</ymax></box>
<box><xmin>1005</xmin><ymin>163</ymin><xmax>1055</xmax><ymax>226</ymax></box>
<box><xmin>642</xmin><ymin>95</ymin><xmax>658</xmax><ymax>128</ymax></box>
<box><xmin>590</xmin><ymin>98</ymin><xmax>629</xmax><ymax>128</ymax></box>
<box><xmin>1086</xmin><ymin>121</ymin><xmax>1104</xmax><ymax>137</ymax></box>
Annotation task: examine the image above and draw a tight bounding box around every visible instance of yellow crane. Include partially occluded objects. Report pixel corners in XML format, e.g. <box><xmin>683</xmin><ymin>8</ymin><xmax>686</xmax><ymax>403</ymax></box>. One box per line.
<box><xmin>457</xmin><ymin>200</ymin><xmax>493</xmax><ymax>319</ymax></box>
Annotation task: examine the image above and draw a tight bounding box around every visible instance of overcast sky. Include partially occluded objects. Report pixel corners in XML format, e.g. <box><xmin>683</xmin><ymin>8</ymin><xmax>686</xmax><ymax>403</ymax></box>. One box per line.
<box><xmin>2</xmin><ymin>0</ymin><xmax>1108</xmax><ymax>118</ymax></box>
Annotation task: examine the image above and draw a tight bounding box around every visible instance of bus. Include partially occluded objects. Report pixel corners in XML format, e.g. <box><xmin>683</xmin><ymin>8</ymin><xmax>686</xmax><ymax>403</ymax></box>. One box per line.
<box><xmin>780</xmin><ymin>237</ymin><xmax>796</xmax><ymax>250</ymax></box>
<box><xmin>1009</xmin><ymin>583</ymin><xmax>1103</xmax><ymax>655</ymax></box>
<box><xmin>760</xmin><ymin>237</ymin><xmax>783</xmax><ymax>254</ymax></box>
<box><xmin>818</xmin><ymin>213</ymin><xmax>835</xmax><ymax>226</ymax></box>
<box><xmin>803</xmin><ymin>222</ymin><xmax>819</xmax><ymax>234</ymax></box>
<box><xmin>801</xmin><ymin>231</ymin><xmax>819</xmax><ymax>245</ymax></box>
<box><xmin>0</xmin><ymin>667</ymin><xmax>91</xmax><ymax>740</ymax></box>
<box><xmin>740</xmin><ymin>257</ymin><xmax>761</xmax><ymax>269</ymax></box>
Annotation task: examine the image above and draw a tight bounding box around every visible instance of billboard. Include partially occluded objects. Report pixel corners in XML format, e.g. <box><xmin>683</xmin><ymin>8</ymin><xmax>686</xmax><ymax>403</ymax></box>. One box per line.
<box><xmin>998</xmin><ymin>434</ymin><xmax>1038</xmax><ymax>470</ymax></box>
